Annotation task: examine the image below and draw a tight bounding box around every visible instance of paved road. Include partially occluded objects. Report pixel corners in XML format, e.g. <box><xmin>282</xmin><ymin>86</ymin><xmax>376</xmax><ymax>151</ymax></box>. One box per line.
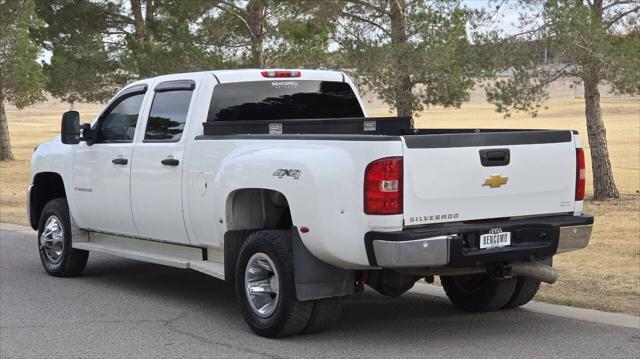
<box><xmin>1</xmin><ymin>226</ymin><xmax>639</xmax><ymax>358</ymax></box>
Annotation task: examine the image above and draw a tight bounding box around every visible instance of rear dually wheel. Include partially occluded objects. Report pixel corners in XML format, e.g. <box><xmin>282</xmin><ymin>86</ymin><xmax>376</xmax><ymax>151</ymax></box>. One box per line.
<box><xmin>235</xmin><ymin>230</ymin><xmax>313</xmax><ymax>338</ymax></box>
<box><xmin>441</xmin><ymin>273</ymin><xmax>516</xmax><ymax>312</ymax></box>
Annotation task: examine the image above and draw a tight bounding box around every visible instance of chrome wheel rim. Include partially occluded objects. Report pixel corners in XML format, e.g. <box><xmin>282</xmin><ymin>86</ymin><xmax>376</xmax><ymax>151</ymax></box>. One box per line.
<box><xmin>40</xmin><ymin>215</ymin><xmax>64</xmax><ymax>264</ymax></box>
<box><xmin>244</xmin><ymin>253</ymin><xmax>279</xmax><ymax>318</ymax></box>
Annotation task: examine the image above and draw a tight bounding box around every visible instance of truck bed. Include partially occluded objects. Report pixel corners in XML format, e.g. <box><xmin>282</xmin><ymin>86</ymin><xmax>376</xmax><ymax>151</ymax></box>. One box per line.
<box><xmin>200</xmin><ymin>116</ymin><xmax>578</xmax><ymax>227</ymax></box>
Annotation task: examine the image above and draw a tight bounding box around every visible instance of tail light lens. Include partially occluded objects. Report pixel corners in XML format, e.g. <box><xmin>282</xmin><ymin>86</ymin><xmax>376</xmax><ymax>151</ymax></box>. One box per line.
<box><xmin>575</xmin><ymin>148</ymin><xmax>586</xmax><ymax>200</ymax></box>
<box><xmin>364</xmin><ymin>157</ymin><xmax>403</xmax><ymax>215</ymax></box>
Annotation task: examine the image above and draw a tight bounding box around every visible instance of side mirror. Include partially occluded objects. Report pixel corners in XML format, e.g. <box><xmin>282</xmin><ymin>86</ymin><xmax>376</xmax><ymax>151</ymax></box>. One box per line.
<box><xmin>61</xmin><ymin>111</ymin><xmax>80</xmax><ymax>144</ymax></box>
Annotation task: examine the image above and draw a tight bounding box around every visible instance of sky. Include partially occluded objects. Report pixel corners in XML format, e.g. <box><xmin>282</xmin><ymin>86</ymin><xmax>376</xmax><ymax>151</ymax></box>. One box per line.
<box><xmin>463</xmin><ymin>0</ymin><xmax>528</xmax><ymax>35</ymax></box>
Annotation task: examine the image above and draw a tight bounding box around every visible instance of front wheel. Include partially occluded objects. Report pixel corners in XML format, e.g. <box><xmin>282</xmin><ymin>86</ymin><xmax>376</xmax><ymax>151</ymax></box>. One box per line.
<box><xmin>37</xmin><ymin>198</ymin><xmax>89</xmax><ymax>277</ymax></box>
<box><xmin>441</xmin><ymin>273</ymin><xmax>516</xmax><ymax>312</ymax></box>
<box><xmin>235</xmin><ymin>230</ymin><xmax>313</xmax><ymax>338</ymax></box>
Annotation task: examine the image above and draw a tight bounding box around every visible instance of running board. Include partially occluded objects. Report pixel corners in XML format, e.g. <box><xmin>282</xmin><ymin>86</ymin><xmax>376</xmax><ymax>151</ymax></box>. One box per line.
<box><xmin>73</xmin><ymin>231</ymin><xmax>225</xmax><ymax>280</ymax></box>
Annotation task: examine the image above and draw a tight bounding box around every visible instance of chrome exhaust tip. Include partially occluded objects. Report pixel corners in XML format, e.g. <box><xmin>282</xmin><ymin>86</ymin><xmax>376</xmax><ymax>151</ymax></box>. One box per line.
<box><xmin>510</xmin><ymin>261</ymin><xmax>558</xmax><ymax>284</ymax></box>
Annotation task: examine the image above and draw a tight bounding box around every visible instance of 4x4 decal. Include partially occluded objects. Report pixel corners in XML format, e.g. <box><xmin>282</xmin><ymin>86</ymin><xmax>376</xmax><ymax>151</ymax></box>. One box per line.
<box><xmin>273</xmin><ymin>169</ymin><xmax>301</xmax><ymax>180</ymax></box>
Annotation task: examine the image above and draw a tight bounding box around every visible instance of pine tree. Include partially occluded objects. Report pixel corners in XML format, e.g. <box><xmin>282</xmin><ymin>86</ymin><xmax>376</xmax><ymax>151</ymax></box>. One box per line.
<box><xmin>480</xmin><ymin>0</ymin><xmax>639</xmax><ymax>199</ymax></box>
<box><xmin>0</xmin><ymin>0</ymin><xmax>45</xmax><ymax>161</ymax></box>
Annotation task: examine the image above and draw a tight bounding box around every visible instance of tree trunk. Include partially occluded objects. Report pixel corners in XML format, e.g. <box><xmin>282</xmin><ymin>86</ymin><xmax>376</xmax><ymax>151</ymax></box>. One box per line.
<box><xmin>145</xmin><ymin>0</ymin><xmax>156</xmax><ymax>42</ymax></box>
<box><xmin>130</xmin><ymin>0</ymin><xmax>146</xmax><ymax>42</ymax></box>
<box><xmin>247</xmin><ymin>0</ymin><xmax>266</xmax><ymax>68</ymax></box>
<box><xmin>389</xmin><ymin>0</ymin><xmax>412</xmax><ymax>118</ymax></box>
<box><xmin>583</xmin><ymin>77</ymin><xmax>619</xmax><ymax>199</ymax></box>
<box><xmin>249</xmin><ymin>37</ymin><xmax>263</xmax><ymax>68</ymax></box>
<box><xmin>0</xmin><ymin>95</ymin><xmax>15</xmax><ymax>161</ymax></box>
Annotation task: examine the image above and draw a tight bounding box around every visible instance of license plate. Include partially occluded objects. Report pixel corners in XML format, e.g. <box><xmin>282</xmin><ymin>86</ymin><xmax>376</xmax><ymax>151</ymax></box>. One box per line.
<box><xmin>479</xmin><ymin>231</ymin><xmax>511</xmax><ymax>249</ymax></box>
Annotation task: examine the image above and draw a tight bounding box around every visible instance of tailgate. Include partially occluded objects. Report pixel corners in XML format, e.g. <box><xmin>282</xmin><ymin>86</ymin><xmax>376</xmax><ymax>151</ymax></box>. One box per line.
<box><xmin>402</xmin><ymin>130</ymin><xmax>577</xmax><ymax>226</ymax></box>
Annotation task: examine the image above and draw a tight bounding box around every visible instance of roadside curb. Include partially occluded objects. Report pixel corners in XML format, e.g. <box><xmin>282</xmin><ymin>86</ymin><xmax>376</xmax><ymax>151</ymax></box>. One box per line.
<box><xmin>2</xmin><ymin>222</ymin><xmax>638</xmax><ymax>329</ymax></box>
<box><xmin>412</xmin><ymin>282</ymin><xmax>640</xmax><ymax>329</ymax></box>
<box><xmin>0</xmin><ymin>222</ymin><xmax>33</xmax><ymax>234</ymax></box>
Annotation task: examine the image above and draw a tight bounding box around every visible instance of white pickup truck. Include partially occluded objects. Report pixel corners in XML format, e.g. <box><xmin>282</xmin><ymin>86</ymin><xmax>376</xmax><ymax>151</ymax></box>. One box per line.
<box><xmin>28</xmin><ymin>69</ymin><xmax>593</xmax><ymax>337</ymax></box>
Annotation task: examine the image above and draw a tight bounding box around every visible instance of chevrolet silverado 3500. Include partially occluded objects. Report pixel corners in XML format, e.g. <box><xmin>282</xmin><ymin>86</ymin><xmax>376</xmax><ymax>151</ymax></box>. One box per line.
<box><xmin>28</xmin><ymin>69</ymin><xmax>593</xmax><ymax>337</ymax></box>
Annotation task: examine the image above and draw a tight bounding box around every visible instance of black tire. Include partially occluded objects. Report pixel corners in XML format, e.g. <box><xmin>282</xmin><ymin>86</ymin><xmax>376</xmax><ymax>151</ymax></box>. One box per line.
<box><xmin>302</xmin><ymin>298</ymin><xmax>343</xmax><ymax>334</ymax></box>
<box><xmin>37</xmin><ymin>198</ymin><xmax>89</xmax><ymax>277</ymax></box>
<box><xmin>503</xmin><ymin>258</ymin><xmax>552</xmax><ymax>309</ymax></box>
<box><xmin>502</xmin><ymin>277</ymin><xmax>540</xmax><ymax>309</ymax></box>
<box><xmin>441</xmin><ymin>273</ymin><xmax>516</xmax><ymax>312</ymax></box>
<box><xmin>235</xmin><ymin>230</ymin><xmax>313</xmax><ymax>338</ymax></box>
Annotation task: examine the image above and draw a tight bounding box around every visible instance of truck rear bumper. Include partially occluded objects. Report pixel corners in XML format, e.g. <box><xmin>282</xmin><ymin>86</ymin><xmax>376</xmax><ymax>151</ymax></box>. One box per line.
<box><xmin>365</xmin><ymin>214</ymin><xmax>593</xmax><ymax>268</ymax></box>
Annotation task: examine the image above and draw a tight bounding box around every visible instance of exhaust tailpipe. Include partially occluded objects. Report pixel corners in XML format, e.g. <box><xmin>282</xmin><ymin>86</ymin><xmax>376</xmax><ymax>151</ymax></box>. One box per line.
<box><xmin>510</xmin><ymin>261</ymin><xmax>558</xmax><ymax>284</ymax></box>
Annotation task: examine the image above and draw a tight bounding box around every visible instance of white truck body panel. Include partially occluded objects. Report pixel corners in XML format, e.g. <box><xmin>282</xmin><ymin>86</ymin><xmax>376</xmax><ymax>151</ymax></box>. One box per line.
<box><xmin>184</xmin><ymin>137</ymin><xmax>403</xmax><ymax>267</ymax></box>
<box><xmin>71</xmin><ymin>142</ymin><xmax>139</xmax><ymax>236</ymax></box>
<box><xmin>402</xmin><ymin>141</ymin><xmax>577</xmax><ymax>226</ymax></box>
<box><xmin>129</xmin><ymin>75</ymin><xmax>204</xmax><ymax>244</ymax></box>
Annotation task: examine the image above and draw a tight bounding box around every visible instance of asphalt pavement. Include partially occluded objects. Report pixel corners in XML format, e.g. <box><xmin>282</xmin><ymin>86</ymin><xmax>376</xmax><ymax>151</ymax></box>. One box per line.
<box><xmin>1</xmin><ymin>224</ymin><xmax>638</xmax><ymax>358</ymax></box>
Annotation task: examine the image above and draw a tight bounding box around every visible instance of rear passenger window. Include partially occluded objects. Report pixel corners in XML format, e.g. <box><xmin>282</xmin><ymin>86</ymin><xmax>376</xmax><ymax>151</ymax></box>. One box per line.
<box><xmin>144</xmin><ymin>90</ymin><xmax>193</xmax><ymax>142</ymax></box>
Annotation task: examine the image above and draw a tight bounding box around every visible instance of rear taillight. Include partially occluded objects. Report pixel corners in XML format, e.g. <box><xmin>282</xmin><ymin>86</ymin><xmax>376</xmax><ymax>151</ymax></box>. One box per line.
<box><xmin>260</xmin><ymin>70</ymin><xmax>301</xmax><ymax>78</ymax></box>
<box><xmin>575</xmin><ymin>148</ymin><xmax>586</xmax><ymax>200</ymax></box>
<box><xmin>364</xmin><ymin>157</ymin><xmax>403</xmax><ymax>215</ymax></box>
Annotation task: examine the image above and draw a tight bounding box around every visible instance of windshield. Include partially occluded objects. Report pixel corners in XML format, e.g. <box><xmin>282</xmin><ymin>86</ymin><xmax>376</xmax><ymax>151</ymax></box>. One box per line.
<box><xmin>207</xmin><ymin>80</ymin><xmax>364</xmax><ymax>122</ymax></box>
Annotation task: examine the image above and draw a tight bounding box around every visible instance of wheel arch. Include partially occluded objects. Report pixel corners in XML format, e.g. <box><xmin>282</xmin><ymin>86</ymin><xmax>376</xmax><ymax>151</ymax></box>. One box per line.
<box><xmin>29</xmin><ymin>172</ymin><xmax>66</xmax><ymax>230</ymax></box>
<box><xmin>225</xmin><ymin>188</ymin><xmax>293</xmax><ymax>232</ymax></box>
<box><xmin>222</xmin><ymin>188</ymin><xmax>354</xmax><ymax>301</ymax></box>
<box><xmin>223</xmin><ymin>188</ymin><xmax>292</xmax><ymax>282</ymax></box>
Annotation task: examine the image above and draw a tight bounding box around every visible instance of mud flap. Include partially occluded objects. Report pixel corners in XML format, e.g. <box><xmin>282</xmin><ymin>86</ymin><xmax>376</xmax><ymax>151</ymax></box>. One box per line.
<box><xmin>291</xmin><ymin>228</ymin><xmax>355</xmax><ymax>301</ymax></box>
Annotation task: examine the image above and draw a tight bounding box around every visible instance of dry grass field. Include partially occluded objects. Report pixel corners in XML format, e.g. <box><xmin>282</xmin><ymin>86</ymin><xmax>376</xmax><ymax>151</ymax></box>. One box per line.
<box><xmin>1</xmin><ymin>91</ymin><xmax>639</xmax><ymax>315</ymax></box>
